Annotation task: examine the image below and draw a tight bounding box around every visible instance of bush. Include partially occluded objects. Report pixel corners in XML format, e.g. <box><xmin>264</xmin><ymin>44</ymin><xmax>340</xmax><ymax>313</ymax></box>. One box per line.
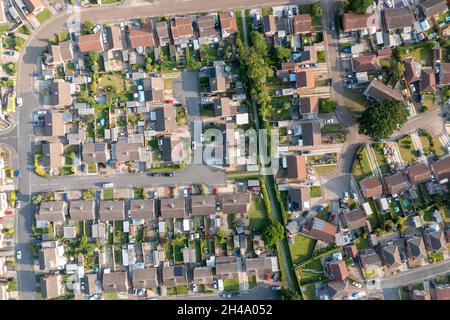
<box><xmin>319</xmin><ymin>98</ymin><xmax>337</xmax><ymax>113</ymax></box>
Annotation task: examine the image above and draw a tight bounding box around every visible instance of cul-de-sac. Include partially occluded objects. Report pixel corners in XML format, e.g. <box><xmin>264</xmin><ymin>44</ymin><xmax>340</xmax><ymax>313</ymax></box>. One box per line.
<box><xmin>0</xmin><ymin>0</ymin><xmax>448</xmax><ymax>301</ymax></box>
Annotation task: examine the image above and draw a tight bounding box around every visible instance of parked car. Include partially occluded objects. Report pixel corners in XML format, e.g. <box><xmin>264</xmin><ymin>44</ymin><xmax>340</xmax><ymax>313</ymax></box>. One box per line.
<box><xmin>183</xmin><ymin>189</ymin><xmax>189</xmax><ymax>198</ymax></box>
<box><xmin>200</xmin><ymin>133</ymin><xmax>205</xmax><ymax>142</ymax></box>
<box><xmin>92</xmin><ymin>24</ymin><xmax>102</xmax><ymax>33</ymax></box>
<box><xmin>352</xmin><ymin>281</ymin><xmax>363</xmax><ymax>288</ymax></box>
<box><xmin>385</xmin><ymin>0</ymin><xmax>393</xmax><ymax>7</ymax></box>
<box><xmin>191</xmin><ymin>141</ymin><xmax>196</xmax><ymax>150</ymax></box>
<box><xmin>324</xmin><ymin>118</ymin><xmax>334</xmax><ymax>124</ymax></box>
<box><xmin>162</xmin><ymin>172</ymin><xmax>173</xmax><ymax>177</ymax></box>
<box><xmin>15</xmin><ymin>201</ymin><xmax>20</xmax><ymax>209</ymax></box>
<box><xmin>307</xmin><ymin>175</ymin><xmax>316</xmax><ymax>180</ymax></box>
<box><xmin>16</xmin><ymin>251</ymin><xmax>21</xmax><ymax>260</ymax></box>
<box><xmin>330</xmin><ymin>22</ymin><xmax>335</xmax><ymax>31</ymax></box>
<box><xmin>271</xmin><ymin>285</ymin><xmax>281</xmax><ymax>291</ymax></box>
<box><xmin>16</xmin><ymin>97</ymin><xmax>23</xmax><ymax>107</ymax></box>
<box><xmin>102</xmin><ymin>182</ymin><xmax>114</xmax><ymax>188</ymax></box>
<box><xmin>302</xmin><ymin>211</ymin><xmax>309</xmax><ymax>218</ymax></box>
<box><xmin>344</xmin><ymin>192</ymin><xmax>349</xmax><ymax>201</ymax></box>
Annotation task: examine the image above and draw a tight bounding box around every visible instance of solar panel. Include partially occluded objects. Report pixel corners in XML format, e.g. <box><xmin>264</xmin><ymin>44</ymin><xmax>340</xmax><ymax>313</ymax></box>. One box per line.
<box><xmin>314</xmin><ymin>219</ymin><xmax>324</xmax><ymax>230</ymax></box>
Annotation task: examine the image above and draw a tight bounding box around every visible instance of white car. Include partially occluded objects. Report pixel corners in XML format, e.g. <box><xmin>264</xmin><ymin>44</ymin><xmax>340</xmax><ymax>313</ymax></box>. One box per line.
<box><xmin>119</xmin><ymin>22</ymin><xmax>125</xmax><ymax>31</ymax></box>
<box><xmin>153</xmin><ymin>191</ymin><xmax>159</xmax><ymax>199</ymax></box>
<box><xmin>102</xmin><ymin>182</ymin><xmax>114</xmax><ymax>189</ymax></box>
<box><xmin>352</xmin><ymin>281</ymin><xmax>363</xmax><ymax>288</ymax></box>
<box><xmin>191</xmin><ymin>141</ymin><xmax>196</xmax><ymax>150</ymax></box>
<box><xmin>15</xmin><ymin>201</ymin><xmax>20</xmax><ymax>209</ymax></box>
<box><xmin>224</xmin><ymin>116</ymin><xmax>233</xmax><ymax>121</ymax></box>
<box><xmin>183</xmin><ymin>189</ymin><xmax>189</xmax><ymax>198</ymax></box>
<box><xmin>344</xmin><ymin>192</ymin><xmax>349</xmax><ymax>201</ymax></box>
<box><xmin>16</xmin><ymin>97</ymin><xmax>23</xmax><ymax>107</ymax></box>
<box><xmin>16</xmin><ymin>251</ymin><xmax>21</xmax><ymax>260</ymax></box>
<box><xmin>92</xmin><ymin>24</ymin><xmax>102</xmax><ymax>33</ymax></box>
<box><xmin>200</xmin><ymin>133</ymin><xmax>205</xmax><ymax>142</ymax></box>
<box><xmin>307</xmin><ymin>175</ymin><xmax>316</xmax><ymax>180</ymax></box>
<box><xmin>37</xmin><ymin>110</ymin><xmax>47</xmax><ymax>115</ymax></box>
<box><xmin>385</xmin><ymin>0</ymin><xmax>393</xmax><ymax>7</ymax></box>
<box><xmin>324</xmin><ymin>118</ymin><xmax>334</xmax><ymax>124</ymax></box>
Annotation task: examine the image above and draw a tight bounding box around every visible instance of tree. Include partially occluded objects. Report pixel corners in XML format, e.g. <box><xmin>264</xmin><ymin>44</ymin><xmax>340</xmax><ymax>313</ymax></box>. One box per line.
<box><xmin>312</xmin><ymin>2</ymin><xmax>324</xmax><ymax>17</ymax></box>
<box><xmin>319</xmin><ymin>98</ymin><xmax>337</xmax><ymax>113</ymax></box>
<box><xmin>81</xmin><ymin>21</ymin><xmax>95</xmax><ymax>35</ymax></box>
<box><xmin>279</xmin><ymin>287</ymin><xmax>302</xmax><ymax>300</ymax></box>
<box><xmin>347</xmin><ymin>0</ymin><xmax>373</xmax><ymax>14</ymax></box>
<box><xmin>262</xmin><ymin>220</ymin><xmax>285</xmax><ymax>247</ymax></box>
<box><xmin>275</xmin><ymin>46</ymin><xmax>292</xmax><ymax>63</ymax></box>
<box><xmin>358</xmin><ymin>99</ymin><xmax>409</xmax><ymax>139</ymax></box>
<box><xmin>214</xmin><ymin>227</ymin><xmax>227</xmax><ymax>244</ymax></box>
<box><xmin>32</xmin><ymin>193</ymin><xmax>43</xmax><ymax>205</ymax></box>
<box><xmin>185</xmin><ymin>49</ymin><xmax>201</xmax><ymax>70</ymax></box>
<box><xmin>392</xmin><ymin>61</ymin><xmax>405</xmax><ymax>80</ymax></box>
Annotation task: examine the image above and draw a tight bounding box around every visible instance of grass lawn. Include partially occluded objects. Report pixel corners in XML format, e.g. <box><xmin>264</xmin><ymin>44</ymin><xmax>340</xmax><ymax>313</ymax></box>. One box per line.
<box><xmin>401</xmin><ymin>43</ymin><xmax>433</xmax><ymax>67</ymax></box>
<box><xmin>298</xmin><ymin>4</ymin><xmax>321</xmax><ymax>27</ymax></box>
<box><xmin>200</xmin><ymin>43</ymin><xmax>219</xmax><ymax>62</ymax></box>
<box><xmin>309</xmin><ymin>186</ymin><xmax>321</xmax><ymax>198</ymax></box>
<box><xmin>248</xmin><ymin>275</ymin><xmax>257</xmax><ymax>289</ymax></box>
<box><xmin>99</xmin><ymin>73</ymin><xmax>127</xmax><ymax>93</ymax></box>
<box><xmin>101</xmin><ymin>0</ymin><xmax>120</xmax><ymax>3</ymax></box>
<box><xmin>36</xmin><ymin>9</ymin><xmax>53</xmax><ymax>24</ymax></box>
<box><xmin>248</xmin><ymin>198</ymin><xmax>268</xmax><ymax>233</ymax></box>
<box><xmin>422</xmin><ymin>94</ymin><xmax>435</xmax><ymax>110</ymax></box>
<box><xmin>352</xmin><ymin>146</ymin><xmax>372</xmax><ymax>181</ymax></box>
<box><xmin>105</xmin><ymin>292</ymin><xmax>118</xmax><ymax>300</ymax></box>
<box><xmin>103</xmin><ymin>188</ymin><xmax>114</xmax><ymax>200</ymax></box>
<box><xmin>223</xmin><ymin>278</ymin><xmax>240</xmax><ymax>292</ymax></box>
<box><xmin>399</xmin><ymin>288</ymin><xmax>411</xmax><ymax>300</ymax></box>
<box><xmin>431</xmin><ymin>137</ymin><xmax>446</xmax><ymax>157</ymax></box>
<box><xmin>289</xmin><ymin>234</ymin><xmax>316</xmax><ymax>265</ymax></box>
<box><xmin>320</xmin><ymin>124</ymin><xmax>344</xmax><ymax>134</ymax></box>
<box><xmin>354</xmin><ymin>236</ymin><xmax>370</xmax><ymax>250</ymax></box>
<box><xmin>194</xmin><ymin>239</ymin><xmax>202</xmax><ymax>262</ymax></box>
<box><xmin>302</xmin><ymin>284</ymin><xmax>317</xmax><ymax>300</ymax></box>
<box><xmin>397</xmin><ymin>136</ymin><xmax>417</xmax><ymax>165</ymax></box>
<box><xmin>299</xmin><ymin>259</ymin><xmax>325</xmax><ymax>284</ymax></box>
<box><xmin>442</xmin><ymin>207</ymin><xmax>450</xmax><ymax>224</ymax></box>
<box><xmin>317</xmin><ymin>51</ymin><xmax>326</xmax><ymax>63</ymax></box>
<box><xmin>87</xmin><ymin>162</ymin><xmax>97</xmax><ymax>174</ymax></box>
<box><xmin>345</xmin><ymin>89</ymin><xmax>366</xmax><ymax>108</ymax></box>
<box><xmin>371</xmin><ymin>145</ymin><xmax>389</xmax><ymax>174</ymax></box>
<box><xmin>314</xmin><ymin>164</ymin><xmax>336</xmax><ymax>175</ymax></box>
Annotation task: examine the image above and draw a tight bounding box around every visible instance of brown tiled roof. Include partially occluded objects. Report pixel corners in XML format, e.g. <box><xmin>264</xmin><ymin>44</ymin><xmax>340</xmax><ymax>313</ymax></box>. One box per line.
<box><xmin>102</xmin><ymin>271</ymin><xmax>128</xmax><ymax>293</ymax></box>
<box><xmin>41</xmin><ymin>141</ymin><xmax>64</xmax><ymax>169</ymax></box>
<box><xmin>302</xmin><ymin>217</ymin><xmax>336</xmax><ymax>243</ymax></box>
<box><xmin>424</xmin><ymin>228</ymin><xmax>447</xmax><ymax>252</ymax></box>
<box><xmin>220</xmin><ymin>12</ymin><xmax>238</xmax><ymax>35</ymax></box>
<box><xmin>39</xmin><ymin>247</ymin><xmax>57</xmax><ymax>270</ymax></box>
<box><xmin>41</xmin><ymin>275</ymin><xmax>63</xmax><ymax>300</ymax></box>
<box><xmin>69</xmin><ymin>200</ymin><xmax>95</xmax><ymax>221</ymax></box>
<box><xmin>130</xmin><ymin>199</ymin><xmax>155</xmax><ymax>220</ymax></box>
<box><xmin>193</xmin><ymin>267</ymin><xmax>214</xmax><ymax>283</ymax></box>
<box><xmin>191</xmin><ymin>195</ymin><xmax>217</xmax><ymax>216</ymax></box>
<box><xmin>420</xmin><ymin>0</ymin><xmax>448</xmax><ymax>18</ymax></box>
<box><xmin>214</xmin><ymin>97</ymin><xmax>235</xmax><ymax>117</ymax></box>
<box><xmin>36</xmin><ymin>201</ymin><xmax>67</xmax><ymax>222</ymax></box>
<box><xmin>129</xmin><ymin>24</ymin><xmax>155</xmax><ymax>48</ymax></box>
<box><xmin>384</xmin><ymin>173</ymin><xmax>410</xmax><ymax>195</ymax></box>
<box><xmin>342</xmin><ymin>12</ymin><xmax>376</xmax><ymax>32</ymax></box>
<box><xmin>286</xmin><ymin>155</ymin><xmax>307</xmax><ymax>182</ymax></box>
<box><xmin>44</xmin><ymin>111</ymin><xmax>65</xmax><ymax>136</ymax></box>
<box><xmin>420</xmin><ymin>68</ymin><xmax>436</xmax><ymax>93</ymax></box>
<box><xmin>50</xmin><ymin>40</ymin><xmax>73</xmax><ymax>64</ymax></box>
<box><xmin>132</xmin><ymin>268</ymin><xmax>158</xmax><ymax>289</ymax></box>
<box><xmin>327</xmin><ymin>260</ymin><xmax>349</xmax><ymax>281</ymax></box>
<box><xmin>82</xmin><ymin>142</ymin><xmax>110</xmax><ymax>163</ymax></box>
<box><xmin>411</xmin><ymin>290</ymin><xmax>431</xmax><ymax>300</ymax></box>
<box><xmin>245</xmin><ymin>257</ymin><xmax>273</xmax><ymax>274</ymax></box>
<box><xmin>404</xmin><ymin>58</ymin><xmax>420</xmax><ymax>84</ymax></box>
<box><xmin>23</xmin><ymin>0</ymin><xmax>44</xmax><ymax>12</ymax></box>
<box><xmin>299</xmin><ymin>96</ymin><xmax>318</xmax><ymax>114</ymax></box>
<box><xmin>51</xmin><ymin>80</ymin><xmax>72</xmax><ymax>107</ymax></box>
<box><xmin>383</xmin><ymin>7</ymin><xmax>414</xmax><ymax>30</ymax></box>
<box><xmin>341</xmin><ymin>209</ymin><xmax>367</xmax><ymax>231</ymax></box>
<box><xmin>351</xmin><ymin>55</ymin><xmax>379</xmax><ymax>73</ymax></box>
<box><xmin>108</xmin><ymin>26</ymin><xmax>124</xmax><ymax>50</ymax></box>
<box><xmin>377</xmin><ymin>48</ymin><xmax>392</xmax><ymax>58</ymax></box>
<box><xmin>440</xmin><ymin>63</ymin><xmax>450</xmax><ymax>85</ymax></box>
<box><xmin>98</xmin><ymin>200</ymin><xmax>125</xmax><ymax>221</ymax></box>
<box><xmin>292</xmin><ymin>14</ymin><xmax>312</xmax><ymax>34</ymax></box>
<box><xmin>216</xmin><ymin>261</ymin><xmax>239</xmax><ymax>276</ymax></box>
<box><xmin>380</xmin><ymin>243</ymin><xmax>403</xmax><ymax>268</ymax></box>
<box><xmin>431</xmin><ymin>156</ymin><xmax>450</xmax><ymax>182</ymax></box>
<box><xmin>197</xmin><ymin>15</ymin><xmax>217</xmax><ymax>38</ymax></box>
<box><xmin>296</xmin><ymin>70</ymin><xmax>315</xmax><ymax>88</ymax></box>
<box><xmin>155</xmin><ymin>106</ymin><xmax>177</xmax><ymax>132</ymax></box>
<box><xmin>171</xmin><ymin>17</ymin><xmax>194</xmax><ymax>41</ymax></box>
<box><xmin>263</xmin><ymin>15</ymin><xmax>277</xmax><ymax>35</ymax></box>
<box><xmin>364</xmin><ymin>80</ymin><xmax>403</xmax><ymax>102</ymax></box>
<box><xmin>406</xmin><ymin>236</ymin><xmax>427</xmax><ymax>261</ymax></box>
<box><xmin>114</xmin><ymin>141</ymin><xmax>143</xmax><ymax>162</ymax></box>
<box><xmin>85</xmin><ymin>273</ymin><xmax>97</xmax><ymax>295</ymax></box>
<box><xmin>220</xmin><ymin>193</ymin><xmax>251</xmax><ymax>214</ymax></box>
<box><xmin>288</xmin><ymin>187</ymin><xmax>310</xmax><ymax>212</ymax></box>
<box><xmin>360</xmin><ymin>249</ymin><xmax>382</xmax><ymax>269</ymax></box>
<box><xmin>78</xmin><ymin>33</ymin><xmax>104</xmax><ymax>53</ymax></box>
<box><xmin>406</xmin><ymin>163</ymin><xmax>431</xmax><ymax>185</ymax></box>
<box><xmin>434</xmin><ymin>285</ymin><xmax>450</xmax><ymax>300</ymax></box>
<box><xmin>160</xmin><ymin>198</ymin><xmax>186</xmax><ymax>219</ymax></box>
<box><xmin>156</xmin><ymin>21</ymin><xmax>170</xmax><ymax>45</ymax></box>
<box><xmin>359</xmin><ymin>176</ymin><xmax>383</xmax><ymax>198</ymax></box>
<box><xmin>162</xmin><ymin>265</ymin><xmax>187</xmax><ymax>286</ymax></box>
<box><xmin>344</xmin><ymin>244</ymin><xmax>358</xmax><ymax>258</ymax></box>
<box><xmin>146</xmin><ymin>77</ymin><xmax>165</xmax><ymax>101</ymax></box>
<box><xmin>209</xmin><ymin>64</ymin><xmax>226</xmax><ymax>92</ymax></box>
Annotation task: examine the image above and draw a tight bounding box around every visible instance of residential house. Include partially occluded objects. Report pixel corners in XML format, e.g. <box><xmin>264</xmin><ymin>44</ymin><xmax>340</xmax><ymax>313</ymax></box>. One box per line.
<box><xmin>112</xmin><ymin>141</ymin><xmax>145</xmax><ymax>163</ymax></box>
<box><xmin>439</xmin><ymin>63</ymin><xmax>450</xmax><ymax>85</ymax></box>
<box><xmin>129</xmin><ymin>199</ymin><xmax>156</xmax><ymax>222</ymax></box>
<box><xmin>36</xmin><ymin>201</ymin><xmax>67</xmax><ymax>223</ymax></box>
<box><xmin>299</xmin><ymin>46</ymin><xmax>317</xmax><ymax>65</ymax></box>
<box><xmin>364</xmin><ymin>80</ymin><xmax>403</xmax><ymax>102</ymax></box>
<box><xmin>430</xmin><ymin>156</ymin><xmax>450</xmax><ymax>183</ymax></box>
<box><xmin>44</xmin><ymin>111</ymin><xmax>66</xmax><ymax>137</ymax></box>
<box><xmin>341</xmin><ymin>209</ymin><xmax>368</xmax><ymax>231</ymax></box>
<box><xmin>295</xmin><ymin>70</ymin><xmax>315</xmax><ymax>89</ymax></box>
<box><xmin>144</xmin><ymin>77</ymin><xmax>165</xmax><ymax>102</ymax></box>
<box><xmin>219</xmin><ymin>193</ymin><xmax>251</xmax><ymax>214</ymax></box>
<box><xmin>214</xmin><ymin>97</ymin><xmax>235</xmax><ymax>118</ymax></box>
<box><xmin>420</xmin><ymin>0</ymin><xmax>448</xmax><ymax>19</ymax></box>
<box><xmin>292</xmin><ymin>122</ymin><xmax>321</xmax><ymax>148</ymax></box>
<box><xmin>434</xmin><ymin>285</ymin><xmax>450</xmax><ymax>300</ymax></box>
<box><xmin>262</xmin><ymin>15</ymin><xmax>277</xmax><ymax>36</ymax></box>
<box><xmin>85</xmin><ymin>273</ymin><xmax>98</xmax><ymax>296</ymax></box>
<box><xmin>245</xmin><ymin>257</ymin><xmax>275</xmax><ymax>279</ymax></box>
<box><xmin>78</xmin><ymin>33</ymin><xmax>104</xmax><ymax>53</ymax></box>
<box><xmin>423</xmin><ymin>224</ymin><xmax>448</xmax><ymax>258</ymax></box>
<box><xmin>156</xmin><ymin>21</ymin><xmax>171</xmax><ymax>46</ymax></box>
<box><xmin>359</xmin><ymin>176</ymin><xmax>383</xmax><ymax>198</ymax></box>
<box><xmin>51</xmin><ymin>80</ymin><xmax>72</xmax><ymax>107</ymax></box>
<box><xmin>404</xmin><ymin>58</ymin><xmax>421</xmax><ymax>84</ymax></box>
<box><xmin>359</xmin><ymin>249</ymin><xmax>383</xmax><ymax>278</ymax></box>
<box><xmin>82</xmin><ymin>142</ymin><xmax>110</xmax><ymax>163</ymax></box>
<box><xmin>128</xmin><ymin>23</ymin><xmax>155</xmax><ymax>49</ymax></box>
<box><xmin>209</xmin><ymin>62</ymin><xmax>226</xmax><ymax>93</ymax></box>
<box><xmin>162</xmin><ymin>265</ymin><xmax>188</xmax><ymax>286</ymax></box>
<box><xmin>344</xmin><ymin>244</ymin><xmax>358</xmax><ymax>259</ymax></box>
<box><xmin>154</xmin><ymin>106</ymin><xmax>177</xmax><ymax>132</ymax></box>
<box><xmin>23</xmin><ymin>0</ymin><xmax>44</xmax><ymax>14</ymax></box>
<box><xmin>170</xmin><ymin>16</ymin><xmax>194</xmax><ymax>46</ymax></box>
<box><xmin>220</xmin><ymin>12</ymin><xmax>238</xmax><ymax>38</ymax></box>
<box><xmin>383</xmin><ymin>7</ymin><xmax>414</xmax><ymax>31</ymax></box>
<box><xmin>215</xmin><ymin>256</ymin><xmax>239</xmax><ymax>279</ymax></box>
<box><xmin>286</xmin><ymin>155</ymin><xmax>307</xmax><ymax>184</ymax></box>
<box><xmin>288</xmin><ymin>187</ymin><xmax>310</xmax><ymax>213</ymax></box>
<box><xmin>384</xmin><ymin>173</ymin><xmax>410</xmax><ymax>196</ymax></box>
<box><xmin>196</xmin><ymin>15</ymin><xmax>217</xmax><ymax>44</ymax></box>
<box><xmin>132</xmin><ymin>268</ymin><xmax>159</xmax><ymax>289</ymax></box>
<box><xmin>41</xmin><ymin>141</ymin><xmax>64</xmax><ymax>170</ymax></box>
<box><xmin>193</xmin><ymin>267</ymin><xmax>214</xmax><ymax>284</ymax></box>
<box><xmin>292</xmin><ymin>14</ymin><xmax>312</xmax><ymax>34</ymax></box>
<box><xmin>380</xmin><ymin>242</ymin><xmax>405</xmax><ymax>275</ymax></box>
<box><xmin>299</xmin><ymin>96</ymin><xmax>318</xmax><ymax>119</ymax></box>
<box><xmin>49</xmin><ymin>41</ymin><xmax>74</xmax><ymax>65</ymax></box>
<box><xmin>342</xmin><ymin>12</ymin><xmax>377</xmax><ymax>32</ymax></box>
<box><xmin>301</xmin><ymin>218</ymin><xmax>337</xmax><ymax>243</ymax></box>
<box><xmin>405</xmin><ymin>235</ymin><xmax>428</xmax><ymax>268</ymax></box>
<box><xmin>98</xmin><ymin>200</ymin><xmax>125</xmax><ymax>222</ymax></box>
<box><xmin>69</xmin><ymin>200</ymin><xmax>95</xmax><ymax>221</ymax></box>
<box><xmin>190</xmin><ymin>195</ymin><xmax>217</xmax><ymax>216</ymax></box>
<box><xmin>107</xmin><ymin>26</ymin><xmax>125</xmax><ymax>51</ymax></box>
<box><xmin>160</xmin><ymin>198</ymin><xmax>186</xmax><ymax>219</ymax></box>
<box><xmin>351</xmin><ymin>55</ymin><xmax>380</xmax><ymax>73</ymax></box>
<box><xmin>41</xmin><ymin>275</ymin><xmax>64</xmax><ymax>300</ymax></box>
<box><xmin>38</xmin><ymin>246</ymin><xmax>66</xmax><ymax>271</ymax></box>
<box><xmin>406</xmin><ymin>163</ymin><xmax>431</xmax><ymax>185</ymax></box>
<box><xmin>325</xmin><ymin>260</ymin><xmax>349</xmax><ymax>281</ymax></box>
<box><xmin>325</xmin><ymin>279</ymin><xmax>362</xmax><ymax>300</ymax></box>
<box><xmin>420</xmin><ymin>68</ymin><xmax>436</xmax><ymax>93</ymax></box>
<box><xmin>412</xmin><ymin>290</ymin><xmax>432</xmax><ymax>300</ymax></box>
<box><xmin>102</xmin><ymin>271</ymin><xmax>129</xmax><ymax>293</ymax></box>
